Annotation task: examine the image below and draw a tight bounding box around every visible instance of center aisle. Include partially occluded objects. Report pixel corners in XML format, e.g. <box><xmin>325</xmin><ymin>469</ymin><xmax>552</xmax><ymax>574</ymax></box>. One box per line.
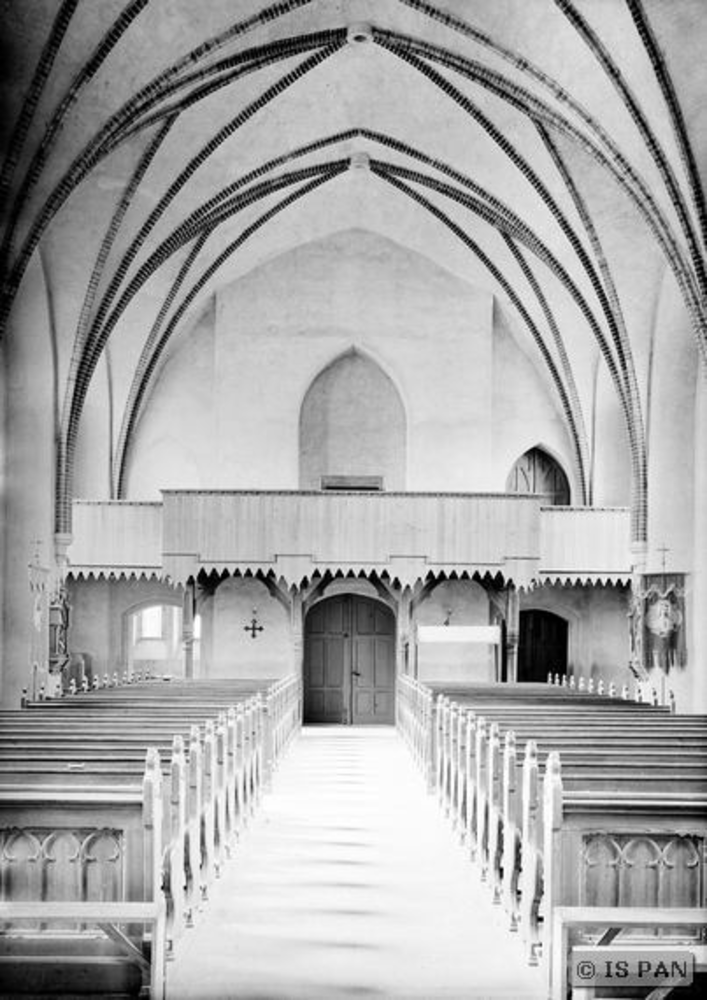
<box><xmin>167</xmin><ymin>727</ymin><xmax>545</xmax><ymax>999</ymax></box>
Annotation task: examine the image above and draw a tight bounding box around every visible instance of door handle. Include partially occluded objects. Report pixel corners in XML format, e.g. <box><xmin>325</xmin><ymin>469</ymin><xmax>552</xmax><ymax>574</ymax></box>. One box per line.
<box><xmin>351</xmin><ymin>670</ymin><xmax>361</xmax><ymax>677</ymax></box>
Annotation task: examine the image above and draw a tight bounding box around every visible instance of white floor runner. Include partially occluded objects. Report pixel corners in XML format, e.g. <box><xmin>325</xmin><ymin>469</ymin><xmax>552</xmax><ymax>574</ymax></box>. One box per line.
<box><xmin>167</xmin><ymin>726</ymin><xmax>544</xmax><ymax>1000</ymax></box>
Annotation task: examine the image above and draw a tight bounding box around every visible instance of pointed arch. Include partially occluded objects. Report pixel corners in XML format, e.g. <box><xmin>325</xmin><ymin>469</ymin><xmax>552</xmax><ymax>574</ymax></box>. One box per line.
<box><xmin>506</xmin><ymin>446</ymin><xmax>571</xmax><ymax>506</ymax></box>
<box><xmin>121</xmin><ymin>598</ymin><xmax>184</xmax><ymax>677</ymax></box>
<box><xmin>299</xmin><ymin>347</ymin><xmax>407</xmax><ymax>490</ymax></box>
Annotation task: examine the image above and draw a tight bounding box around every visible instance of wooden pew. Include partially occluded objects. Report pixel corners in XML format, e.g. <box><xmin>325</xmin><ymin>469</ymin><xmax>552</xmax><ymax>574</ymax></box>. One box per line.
<box><xmin>0</xmin><ymin>674</ymin><xmax>302</xmax><ymax>997</ymax></box>
<box><xmin>455</xmin><ymin>709</ymin><xmax>707</xmax><ymax>851</ymax></box>
<box><xmin>0</xmin><ymin>747</ymin><xmax>166</xmax><ymax>996</ymax></box>
<box><xmin>503</xmin><ymin>741</ymin><xmax>707</xmax><ymax>967</ymax></box>
<box><xmin>433</xmin><ymin>692</ymin><xmax>707</xmax><ymax>922</ymax></box>
<box><xmin>433</xmin><ymin>692</ymin><xmax>706</xmax><ymax>843</ymax></box>
<box><xmin>0</xmin><ymin>697</ymin><xmax>270</xmax><ymax>891</ymax></box>
<box><xmin>0</xmin><ymin>702</ymin><xmax>264</xmax><ymax>865</ymax></box>
<box><xmin>503</xmin><ymin>750</ymin><xmax>707</xmax><ymax>975</ymax></box>
<box><xmin>0</xmin><ymin>901</ymin><xmax>166</xmax><ymax>998</ymax></box>
<box><xmin>549</xmin><ymin>906</ymin><xmax>707</xmax><ymax>999</ymax></box>
<box><xmin>396</xmin><ymin>675</ymin><xmax>707</xmax><ymax>984</ymax></box>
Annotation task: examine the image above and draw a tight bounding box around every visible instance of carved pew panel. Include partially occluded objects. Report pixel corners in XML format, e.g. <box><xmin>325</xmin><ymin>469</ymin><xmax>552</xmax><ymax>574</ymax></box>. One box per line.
<box><xmin>539</xmin><ymin>768</ymin><xmax>707</xmax><ymax>972</ymax></box>
<box><xmin>581</xmin><ymin>832</ymin><xmax>704</xmax><ymax>909</ymax></box>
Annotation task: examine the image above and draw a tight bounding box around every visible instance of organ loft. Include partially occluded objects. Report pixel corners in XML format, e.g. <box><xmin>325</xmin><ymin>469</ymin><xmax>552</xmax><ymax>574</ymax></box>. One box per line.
<box><xmin>0</xmin><ymin>1</ymin><xmax>706</xmax><ymax>997</ymax></box>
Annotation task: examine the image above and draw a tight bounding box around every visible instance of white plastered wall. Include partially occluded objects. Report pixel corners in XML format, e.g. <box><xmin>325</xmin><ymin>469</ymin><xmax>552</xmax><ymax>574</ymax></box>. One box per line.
<box><xmin>1</xmin><ymin>255</ymin><xmax>56</xmax><ymax>706</ymax></box>
<box><xmin>205</xmin><ymin>577</ymin><xmax>292</xmax><ymax>679</ymax></box>
<box><xmin>520</xmin><ymin>583</ymin><xmax>630</xmax><ymax>688</ymax></box>
<box><xmin>643</xmin><ymin>267</ymin><xmax>704</xmax><ymax>713</ymax></box>
<box><xmin>66</xmin><ymin>576</ymin><xmax>183</xmax><ymax>679</ymax></box>
<box><xmin>125</xmin><ymin>230</ymin><xmax>575</xmax><ymax>496</ymax></box>
<box><xmin>491</xmin><ymin>300</ymin><xmax>577</xmax><ymax>496</ymax></box>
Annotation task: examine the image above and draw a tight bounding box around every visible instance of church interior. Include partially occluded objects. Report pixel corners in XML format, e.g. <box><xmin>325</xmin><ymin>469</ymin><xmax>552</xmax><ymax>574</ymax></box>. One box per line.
<box><xmin>1</xmin><ymin>1</ymin><xmax>706</xmax><ymax>997</ymax></box>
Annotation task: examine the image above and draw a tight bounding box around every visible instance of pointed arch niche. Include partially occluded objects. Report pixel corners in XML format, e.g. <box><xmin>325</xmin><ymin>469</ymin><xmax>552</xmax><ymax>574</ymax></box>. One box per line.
<box><xmin>299</xmin><ymin>350</ymin><xmax>406</xmax><ymax>490</ymax></box>
<box><xmin>506</xmin><ymin>447</ymin><xmax>571</xmax><ymax>506</ymax></box>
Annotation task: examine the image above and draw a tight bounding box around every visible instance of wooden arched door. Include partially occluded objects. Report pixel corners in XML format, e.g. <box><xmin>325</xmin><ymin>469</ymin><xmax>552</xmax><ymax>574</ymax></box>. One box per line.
<box><xmin>518</xmin><ymin>609</ymin><xmax>568</xmax><ymax>683</ymax></box>
<box><xmin>304</xmin><ymin>595</ymin><xmax>395</xmax><ymax>724</ymax></box>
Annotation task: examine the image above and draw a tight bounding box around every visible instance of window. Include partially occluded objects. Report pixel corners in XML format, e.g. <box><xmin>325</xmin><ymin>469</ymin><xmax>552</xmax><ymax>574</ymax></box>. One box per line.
<box><xmin>138</xmin><ymin>605</ymin><xmax>163</xmax><ymax>639</ymax></box>
<box><xmin>506</xmin><ymin>448</ymin><xmax>570</xmax><ymax>505</ymax></box>
<box><xmin>125</xmin><ymin>603</ymin><xmax>184</xmax><ymax>677</ymax></box>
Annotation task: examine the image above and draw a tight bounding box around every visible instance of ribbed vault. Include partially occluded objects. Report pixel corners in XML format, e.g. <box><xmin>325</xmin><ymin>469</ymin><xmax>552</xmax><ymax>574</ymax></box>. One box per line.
<box><xmin>2</xmin><ymin>0</ymin><xmax>706</xmax><ymax>545</ymax></box>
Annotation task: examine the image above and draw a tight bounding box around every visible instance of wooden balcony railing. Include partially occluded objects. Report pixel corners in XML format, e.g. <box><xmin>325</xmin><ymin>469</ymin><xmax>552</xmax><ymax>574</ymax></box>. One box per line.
<box><xmin>160</xmin><ymin>490</ymin><xmax>540</xmax><ymax>585</ymax></box>
<box><xmin>68</xmin><ymin>493</ymin><xmax>632</xmax><ymax>586</ymax></box>
<box><xmin>69</xmin><ymin>501</ymin><xmax>163</xmax><ymax>577</ymax></box>
<box><xmin>538</xmin><ymin>506</ymin><xmax>631</xmax><ymax>583</ymax></box>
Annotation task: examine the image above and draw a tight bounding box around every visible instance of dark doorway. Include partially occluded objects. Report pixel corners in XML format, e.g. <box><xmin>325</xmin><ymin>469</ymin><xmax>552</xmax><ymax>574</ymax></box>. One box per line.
<box><xmin>518</xmin><ymin>609</ymin><xmax>568</xmax><ymax>683</ymax></box>
<box><xmin>303</xmin><ymin>595</ymin><xmax>395</xmax><ymax>724</ymax></box>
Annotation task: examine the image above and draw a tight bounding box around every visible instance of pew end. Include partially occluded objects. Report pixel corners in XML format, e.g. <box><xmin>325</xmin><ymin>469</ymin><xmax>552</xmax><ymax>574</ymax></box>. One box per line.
<box><xmin>396</xmin><ymin>678</ymin><xmax>707</xmax><ymax>994</ymax></box>
<box><xmin>549</xmin><ymin>905</ymin><xmax>707</xmax><ymax>1000</ymax></box>
<box><xmin>0</xmin><ymin>900</ymin><xmax>166</xmax><ymax>998</ymax></box>
<box><xmin>0</xmin><ymin>677</ymin><xmax>303</xmax><ymax>991</ymax></box>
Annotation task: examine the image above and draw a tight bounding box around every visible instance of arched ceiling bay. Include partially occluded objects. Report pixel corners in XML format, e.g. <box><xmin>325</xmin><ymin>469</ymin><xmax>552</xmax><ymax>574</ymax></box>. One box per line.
<box><xmin>1</xmin><ymin>0</ymin><xmax>706</xmax><ymax>541</ymax></box>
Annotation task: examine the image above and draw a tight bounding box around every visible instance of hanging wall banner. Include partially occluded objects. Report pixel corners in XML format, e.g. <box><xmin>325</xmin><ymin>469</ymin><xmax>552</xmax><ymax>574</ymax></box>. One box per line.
<box><xmin>642</xmin><ymin>575</ymin><xmax>686</xmax><ymax>673</ymax></box>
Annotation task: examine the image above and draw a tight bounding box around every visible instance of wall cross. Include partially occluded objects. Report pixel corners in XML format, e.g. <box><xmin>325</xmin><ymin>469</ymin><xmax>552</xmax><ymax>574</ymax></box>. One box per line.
<box><xmin>244</xmin><ymin>610</ymin><xmax>264</xmax><ymax>639</ymax></box>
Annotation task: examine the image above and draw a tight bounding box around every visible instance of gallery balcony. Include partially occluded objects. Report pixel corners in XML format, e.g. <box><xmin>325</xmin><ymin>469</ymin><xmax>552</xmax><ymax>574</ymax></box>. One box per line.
<box><xmin>67</xmin><ymin>491</ymin><xmax>632</xmax><ymax>588</ymax></box>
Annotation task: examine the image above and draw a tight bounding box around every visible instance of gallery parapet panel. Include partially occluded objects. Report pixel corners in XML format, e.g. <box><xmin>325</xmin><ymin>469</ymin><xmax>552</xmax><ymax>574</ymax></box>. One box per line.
<box><xmin>67</xmin><ymin>493</ymin><xmax>632</xmax><ymax>587</ymax></box>
<box><xmin>68</xmin><ymin>501</ymin><xmax>165</xmax><ymax>580</ymax></box>
<box><xmin>537</xmin><ymin>506</ymin><xmax>633</xmax><ymax>585</ymax></box>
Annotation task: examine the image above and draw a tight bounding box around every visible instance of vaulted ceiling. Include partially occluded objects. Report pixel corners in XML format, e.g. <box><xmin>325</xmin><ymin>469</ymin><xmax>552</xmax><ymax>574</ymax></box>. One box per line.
<box><xmin>1</xmin><ymin>0</ymin><xmax>706</xmax><ymax>541</ymax></box>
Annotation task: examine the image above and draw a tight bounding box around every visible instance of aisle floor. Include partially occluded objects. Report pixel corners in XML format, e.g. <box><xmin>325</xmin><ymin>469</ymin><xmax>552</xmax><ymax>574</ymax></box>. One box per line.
<box><xmin>167</xmin><ymin>727</ymin><xmax>545</xmax><ymax>1000</ymax></box>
